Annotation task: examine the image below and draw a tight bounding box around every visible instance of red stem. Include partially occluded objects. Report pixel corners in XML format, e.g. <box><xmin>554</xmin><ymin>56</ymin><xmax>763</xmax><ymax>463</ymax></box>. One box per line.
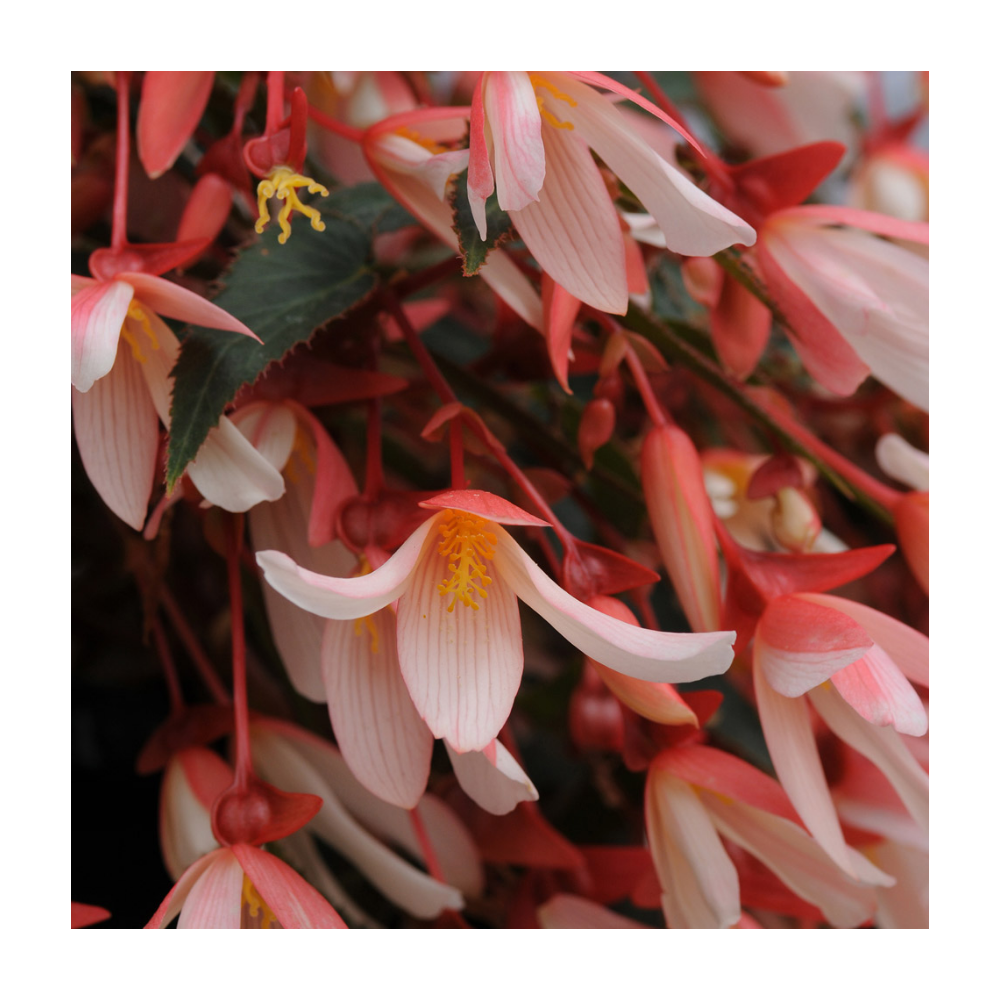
<box><xmin>624</xmin><ymin>346</ymin><xmax>668</xmax><ymax>429</ymax></box>
<box><xmin>449</xmin><ymin>421</ymin><xmax>466</xmax><ymax>489</ymax></box>
<box><xmin>226</xmin><ymin>514</ymin><xmax>253</xmax><ymax>784</ymax></box>
<box><xmin>306</xmin><ymin>103</ymin><xmax>364</xmax><ymax>144</ymax></box>
<box><xmin>151</xmin><ymin>616</ymin><xmax>184</xmax><ymax>714</ymax></box>
<box><xmin>111</xmin><ymin>71</ymin><xmax>131</xmax><ymax>251</ymax></box>
<box><xmin>364</xmin><ymin>398</ymin><xmax>385</xmax><ymax>499</ymax></box>
<box><xmin>265</xmin><ymin>71</ymin><xmax>285</xmax><ymax>134</ymax></box>
<box><xmin>160</xmin><ymin>587</ymin><xmax>231</xmax><ymax>706</ymax></box>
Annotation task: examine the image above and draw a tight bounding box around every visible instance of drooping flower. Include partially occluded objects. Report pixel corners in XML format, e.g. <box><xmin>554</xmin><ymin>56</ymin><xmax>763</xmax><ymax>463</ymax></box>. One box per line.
<box><xmin>257</xmin><ymin>489</ymin><xmax>735</xmax><ymax>754</ymax></box>
<box><xmin>468</xmin><ymin>72</ymin><xmax>756</xmax><ymax>313</ymax></box>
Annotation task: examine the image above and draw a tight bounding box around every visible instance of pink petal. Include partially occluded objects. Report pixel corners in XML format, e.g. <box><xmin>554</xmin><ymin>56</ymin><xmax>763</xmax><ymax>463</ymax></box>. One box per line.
<box><xmin>493</xmin><ymin>528</ymin><xmax>735</xmax><ymax>683</ymax></box>
<box><xmin>445</xmin><ymin>739</ymin><xmax>538</xmax><ymax>815</ymax></box>
<box><xmin>159</xmin><ymin>749</ymin><xmax>227</xmax><ymax>881</ymax></box>
<box><xmin>397</xmin><ymin>541</ymin><xmax>524</xmax><ymax>751</ymax></box>
<box><xmin>547</xmin><ymin>74</ymin><xmax>755</xmax><ymax>255</ymax></box>
<box><xmin>231</xmin><ymin>844</ymin><xmax>347</xmax><ymax>929</ymax></box>
<box><xmin>510</xmin><ymin>124</ymin><xmax>627</xmax><ymax>314</ymax></box>
<box><xmin>483</xmin><ymin>72</ymin><xmax>545</xmax><ymax>212</ymax></box>
<box><xmin>875</xmin><ymin>433</ymin><xmax>929</xmax><ymax>493</ymax></box>
<box><xmin>592</xmin><ymin>662</ymin><xmax>697</xmax><ymax>726</ymax></box>
<box><xmin>135</xmin><ymin>311</ymin><xmax>180</xmax><ymax>425</ymax></box>
<box><xmin>800</xmin><ymin>594</ymin><xmax>928</xmax><ymax>688</ymax></box>
<box><xmin>137</xmin><ymin>71</ymin><xmax>215</xmax><ymax>178</ymax></box>
<box><xmin>322</xmin><ymin>611</ymin><xmax>434</xmax><ymax>808</ymax></box>
<box><xmin>71</xmin><ymin>342</ymin><xmax>159</xmax><ymax>530</ymax></box>
<box><xmin>645</xmin><ymin>769</ymin><xmax>740</xmax><ymax>928</ymax></box>
<box><xmin>753</xmin><ymin>653</ymin><xmax>862</xmax><ymax>881</ymax></box>
<box><xmin>756</xmin><ymin>594</ymin><xmax>873</xmax><ymax>697</ymax></box>
<box><xmin>122</xmin><ymin>273</ymin><xmax>257</xmax><ymax>339</ymax></box>
<box><xmin>467</xmin><ymin>75</ymin><xmax>495</xmax><ymax>240</ymax></box>
<box><xmin>145</xmin><ymin>848</ymin><xmax>227</xmax><ymax>929</ymax></box>
<box><xmin>187</xmin><ymin>415</ymin><xmax>286</xmax><ymax>512</ymax></box>
<box><xmin>869</xmin><ymin>841</ymin><xmax>929</xmax><ymax>929</ymax></box>
<box><xmin>71</xmin><ymin>279</ymin><xmax>133</xmax><ymax>392</ymax></box>
<box><xmin>541</xmin><ymin>275</ymin><xmax>581</xmax><ymax>393</ymax></box>
<box><xmin>256</xmin><ymin>515</ymin><xmax>438</xmax><ymax>619</ymax></box>
<box><xmin>786</xmin><ymin>204</ymin><xmax>929</xmax><ymax>245</ymax></box>
<box><xmin>829</xmin><ymin>647</ymin><xmax>928</xmax><ymax>736</ymax></box>
<box><xmin>176</xmin><ymin>173</ymin><xmax>233</xmax><ymax>244</ymax></box>
<box><xmin>808</xmin><ymin>683</ymin><xmax>929</xmax><ymax>835</ymax></box>
<box><xmin>700</xmin><ymin>794</ymin><xmax>881</xmax><ymax>927</ymax></box>
<box><xmin>711</xmin><ymin>273</ymin><xmax>773</xmax><ymax>379</ymax></box>
<box><xmin>248</xmin><ymin>487</ymin><xmax>357</xmax><ymax>702</ymax></box>
<box><xmin>419</xmin><ymin>489</ymin><xmax>549</xmax><ymax>526</ymax></box>
<box><xmin>641</xmin><ymin>425</ymin><xmax>722</xmax><ymax>633</ymax></box>
<box><xmin>229</xmin><ymin>402</ymin><xmax>298</xmax><ymax>474</ymax></box>
<box><xmin>177</xmin><ymin>848</ymin><xmax>244</xmax><ymax>928</ymax></box>
<box><xmin>538</xmin><ymin>894</ymin><xmax>644</xmax><ymax>929</ymax></box>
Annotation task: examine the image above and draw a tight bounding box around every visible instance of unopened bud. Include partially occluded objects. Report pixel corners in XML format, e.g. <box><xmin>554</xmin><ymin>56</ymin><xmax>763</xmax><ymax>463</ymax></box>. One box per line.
<box><xmin>680</xmin><ymin>257</ymin><xmax>723</xmax><ymax>308</ymax></box>
<box><xmin>578</xmin><ymin>399</ymin><xmax>616</xmax><ymax>470</ymax></box>
<box><xmin>771</xmin><ymin>486</ymin><xmax>821</xmax><ymax>552</ymax></box>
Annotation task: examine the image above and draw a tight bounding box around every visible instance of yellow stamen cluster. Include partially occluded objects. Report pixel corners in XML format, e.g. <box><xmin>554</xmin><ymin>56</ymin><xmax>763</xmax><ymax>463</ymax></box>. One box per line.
<box><xmin>353</xmin><ymin>614</ymin><xmax>381</xmax><ymax>654</ymax></box>
<box><xmin>241</xmin><ymin>874</ymin><xmax>278</xmax><ymax>929</ymax></box>
<box><xmin>119</xmin><ymin>301</ymin><xmax>160</xmax><ymax>364</ymax></box>
<box><xmin>530</xmin><ymin>75</ymin><xmax>577</xmax><ymax>130</ymax></box>
<box><xmin>282</xmin><ymin>425</ymin><xmax>317</xmax><ymax>485</ymax></box>
<box><xmin>255</xmin><ymin>166</ymin><xmax>330</xmax><ymax>245</ymax></box>
<box><xmin>394</xmin><ymin>127</ymin><xmax>447</xmax><ymax>154</ymax></box>
<box><xmin>437</xmin><ymin>511</ymin><xmax>497</xmax><ymax>612</ymax></box>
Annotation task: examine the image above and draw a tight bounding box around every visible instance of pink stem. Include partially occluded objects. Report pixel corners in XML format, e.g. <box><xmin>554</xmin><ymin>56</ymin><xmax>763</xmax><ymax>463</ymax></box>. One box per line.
<box><xmin>226</xmin><ymin>514</ymin><xmax>253</xmax><ymax>784</ymax></box>
<box><xmin>306</xmin><ymin>103</ymin><xmax>364</xmax><ymax>144</ymax></box>
<box><xmin>160</xmin><ymin>587</ymin><xmax>231</xmax><ymax>706</ymax></box>
<box><xmin>151</xmin><ymin>616</ymin><xmax>184</xmax><ymax>714</ymax></box>
<box><xmin>623</xmin><ymin>345</ymin><xmax>668</xmax><ymax>429</ymax></box>
<box><xmin>265</xmin><ymin>71</ymin><xmax>284</xmax><ymax>134</ymax></box>
<box><xmin>111</xmin><ymin>72</ymin><xmax>132</xmax><ymax>251</ymax></box>
<box><xmin>364</xmin><ymin>399</ymin><xmax>385</xmax><ymax>499</ymax></box>
<box><xmin>449</xmin><ymin>421</ymin><xmax>466</xmax><ymax>489</ymax></box>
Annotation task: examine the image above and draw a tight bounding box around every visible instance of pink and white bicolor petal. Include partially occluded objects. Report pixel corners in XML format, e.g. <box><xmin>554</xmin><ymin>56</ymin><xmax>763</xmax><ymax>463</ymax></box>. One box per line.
<box><xmin>397</xmin><ymin>541</ymin><xmax>524</xmax><ymax>752</ymax></box>
<box><xmin>828</xmin><ymin>647</ymin><xmax>928</xmax><ymax>736</ymax></box>
<box><xmin>176</xmin><ymin>848</ymin><xmax>244</xmax><ymax>929</ymax></box>
<box><xmin>146</xmin><ymin>848</ymin><xmax>225</xmax><ymax>928</ymax></box>
<box><xmin>445</xmin><ymin>739</ymin><xmax>538</xmax><ymax>815</ymax></box>
<box><xmin>875</xmin><ymin>433</ymin><xmax>929</xmax><ymax>493</ymax></box>
<box><xmin>493</xmin><ymin>527</ymin><xmax>735</xmax><ymax>683</ymax></box>
<box><xmin>645</xmin><ymin>770</ymin><xmax>740</xmax><ymax>929</ymax></box>
<box><xmin>71</xmin><ymin>278</ymin><xmax>134</xmax><ymax>393</ymax></box>
<box><xmin>229</xmin><ymin>403</ymin><xmax>298</xmax><ymax>476</ymax></box>
<box><xmin>756</xmin><ymin>594</ymin><xmax>873</xmax><ymax>697</ymax></box>
<box><xmin>137</xmin><ymin>71</ymin><xmax>215</xmax><ymax>179</ymax></box>
<box><xmin>510</xmin><ymin>123</ymin><xmax>628</xmax><ymax>314</ymax></box>
<box><xmin>322</xmin><ymin>611</ymin><xmax>434</xmax><ymax>809</ymax></box>
<box><xmin>71</xmin><ymin>341</ymin><xmax>159</xmax><ymax>531</ymax></box>
<box><xmin>231</xmin><ymin>844</ymin><xmax>347</xmax><ymax>929</ymax></box>
<box><xmin>483</xmin><ymin>72</ymin><xmax>545</xmax><ymax>214</ymax></box>
<box><xmin>256</xmin><ymin>515</ymin><xmax>438</xmax><ymax>620</ymax></box>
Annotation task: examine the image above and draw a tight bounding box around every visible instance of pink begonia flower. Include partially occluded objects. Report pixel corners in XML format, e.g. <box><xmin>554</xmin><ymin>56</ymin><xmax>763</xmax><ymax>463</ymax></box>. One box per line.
<box><xmin>71</xmin><ymin>270</ymin><xmax>260</xmax><ymax>529</ymax></box>
<box><xmin>468</xmin><ymin>72</ymin><xmax>755</xmax><ymax>314</ymax></box>
<box><xmin>257</xmin><ymin>489</ymin><xmax>735</xmax><ymax>754</ymax></box>
<box><xmin>757</xmin><ymin>205</ymin><xmax>929</xmax><ymax>411</ymax></box>
<box><xmin>849</xmin><ymin>143</ymin><xmax>929</xmax><ymax>223</ymax></box>
<box><xmin>645</xmin><ymin>745</ymin><xmax>887</xmax><ymax>929</ymax></box>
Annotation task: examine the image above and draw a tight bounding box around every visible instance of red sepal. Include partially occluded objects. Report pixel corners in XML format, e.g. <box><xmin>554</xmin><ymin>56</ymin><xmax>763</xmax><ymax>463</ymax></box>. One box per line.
<box><xmin>210</xmin><ymin>774</ymin><xmax>322</xmax><ymax>847</ymax></box>
<box><xmin>135</xmin><ymin>704</ymin><xmax>234</xmax><ymax>775</ymax></box>
<box><xmin>563</xmin><ymin>542</ymin><xmax>660</xmax><ymax>601</ymax></box>
<box><xmin>419</xmin><ymin>488</ymin><xmax>550</xmax><ymax>526</ymax></box>
<box><xmin>728</xmin><ymin>142</ymin><xmax>846</xmax><ymax>219</ymax></box>
<box><xmin>89</xmin><ymin>239</ymin><xmax>211</xmax><ymax>281</ymax></box>
<box><xmin>745</xmin><ymin>453</ymin><xmax>805</xmax><ymax>499</ymax></box>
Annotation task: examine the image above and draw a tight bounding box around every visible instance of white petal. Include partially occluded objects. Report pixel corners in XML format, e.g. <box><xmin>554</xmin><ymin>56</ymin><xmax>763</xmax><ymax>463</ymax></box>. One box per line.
<box><xmin>445</xmin><ymin>739</ymin><xmax>538</xmax><ymax>815</ymax></box>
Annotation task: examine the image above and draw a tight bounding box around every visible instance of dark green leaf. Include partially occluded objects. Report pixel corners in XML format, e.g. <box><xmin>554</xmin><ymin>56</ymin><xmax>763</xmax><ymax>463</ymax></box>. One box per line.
<box><xmin>447</xmin><ymin>167</ymin><xmax>513</xmax><ymax>276</ymax></box>
<box><xmin>166</xmin><ymin>203</ymin><xmax>377</xmax><ymax>489</ymax></box>
<box><xmin>326</xmin><ymin>182</ymin><xmax>415</xmax><ymax>235</ymax></box>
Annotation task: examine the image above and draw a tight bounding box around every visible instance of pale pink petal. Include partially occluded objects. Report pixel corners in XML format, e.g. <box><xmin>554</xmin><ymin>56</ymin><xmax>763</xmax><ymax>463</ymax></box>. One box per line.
<box><xmin>510</xmin><ymin>123</ymin><xmax>628</xmax><ymax>314</ymax></box>
<box><xmin>546</xmin><ymin>74</ymin><xmax>755</xmax><ymax>255</ymax></box>
<box><xmin>493</xmin><ymin>528</ymin><xmax>735</xmax><ymax>683</ymax></box>
<box><xmin>322</xmin><ymin>611</ymin><xmax>434</xmax><ymax>809</ymax></box>
<box><xmin>135</xmin><ymin>312</ymin><xmax>180</xmax><ymax>425</ymax></box>
<box><xmin>756</xmin><ymin>595</ymin><xmax>873</xmax><ymax>697</ymax></box>
<box><xmin>800</xmin><ymin>593</ymin><xmax>929</xmax><ymax>687</ymax></box>
<box><xmin>249</xmin><ymin>487</ymin><xmax>356</xmax><ymax>702</ymax></box>
<box><xmin>397</xmin><ymin>541</ymin><xmax>524</xmax><ymax>751</ymax></box>
<box><xmin>71</xmin><ymin>342</ymin><xmax>159</xmax><ymax>530</ymax></box>
<box><xmin>256</xmin><ymin>515</ymin><xmax>438</xmax><ymax>620</ymax></box>
<box><xmin>71</xmin><ymin>279</ymin><xmax>133</xmax><ymax>392</ymax></box>
<box><xmin>484</xmin><ymin>72</ymin><xmax>545</xmax><ymax>212</ymax></box>
<box><xmin>875</xmin><ymin>433</ymin><xmax>929</xmax><ymax>493</ymax></box>
<box><xmin>445</xmin><ymin>739</ymin><xmax>538</xmax><ymax>815</ymax></box>
<box><xmin>753</xmin><ymin>653</ymin><xmax>862</xmax><ymax>881</ymax></box>
<box><xmin>145</xmin><ymin>848</ymin><xmax>225</xmax><ymax>928</ymax></box>
<box><xmin>250</xmin><ymin>726</ymin><xmax>463</xmax><ymax>918</ymax></box>
<box><xmin>122</xmin><ymin>273</ymin><xmax>257</xmax><ymax>338</ymax></box>
<box><xmin>787</xmin><ymin>204</ymin><xmax>929</xmax><ymax>244</ymax></box>
<box><xmin>869</xmin><ymin>841</ymin><xmax>929</xmax><ymax>929</ymax></box>
<box><xmin>829</xmin><ymin>647</ymin><xmax>928</xmax><ymax>736</ymax></box>
<box><xmin>419</xmin><ymin>489</ymin><xmax>549</xmax><ymax>526</ymax></box>
<box><xmin>467</xmin><ymin>75</ymin><xmax>495</xmax><ymax>240</ymax></box>
<box><xmin>231</xmin><ymin>844</ymin><xmax>347</xmax><ymax>929</ymax></box>
<box><xmin>645</xmin><ymin>770</ymin><xmax>740</xmax><ymax>928</ymax></box>
<box><xmin>229</xmin><ymin>402</ymin><xmax>298</xmax><ymax>474</ymax></box>
<box><xmin>538</xmin><ymin>894</ymin><xmax>644</xmax><ymax>929</ymax></box>
<box><xmin>187</xmin><ymin>415</ymin><xmax>286</xmax><ymax>512</ymax></box>
<box><xmin>808</xmin><ymin>683</ymin><xmax>929</xmax><ymax>835</ymax></box>
<box><xmin>137</xmin><ymin>71</ymin><xmax>215</xmax><ymax>178</ymax></box>
<box><xmin>159</xmin><ymin>750</ymin><xmax>226</xmax><ymax>881</ymax></box>
<box><xmin>592</xmin><ymin>662</ymin><xmax>697</xmax><ymax>726</ymax></box>
<box><xmin>701</xmin><ymin>794</ymin><xmax>882</xmax><ymax>927</ymax></box>
<box><xmin>176</xmin><ymin>173</ymin><xmax>233</xmax><ymax>244</ymax></box>
<box><xmin>177</xmin><ymin>849</ymin><xmax>244</xmax><ymax>928</ymax></box>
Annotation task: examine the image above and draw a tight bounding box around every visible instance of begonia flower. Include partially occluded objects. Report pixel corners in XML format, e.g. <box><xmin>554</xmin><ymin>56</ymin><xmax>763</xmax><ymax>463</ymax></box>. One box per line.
<box><xmin>257</xmin><ymin>489</ymin><xmax>735</xmax><ymax>753</ymax></box>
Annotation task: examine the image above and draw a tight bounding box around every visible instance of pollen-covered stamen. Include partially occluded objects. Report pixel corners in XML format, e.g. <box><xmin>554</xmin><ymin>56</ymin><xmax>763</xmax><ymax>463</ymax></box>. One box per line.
<box><xmin>437</xmin><ymin>511</ymin><xmax>497</xmax><ymax>612</ymax></box>
<box><xmin>254</xmin><ymin>166</ymin><xmax>330</xmax><ymax>244</ymax></box>
<box><xmin>241</xmin><ymin>873</ymin><xmax>278</xmax><ymax>929</ymax></box>
<box><xmin>119</xmin><ymin>301</ymin><xmax>160</xmax><ymax>364</ymax></box>
<box><xmin>530</xmin><ymin>75</ymin><xmax>577</xmax><ymax>130</ymax></box>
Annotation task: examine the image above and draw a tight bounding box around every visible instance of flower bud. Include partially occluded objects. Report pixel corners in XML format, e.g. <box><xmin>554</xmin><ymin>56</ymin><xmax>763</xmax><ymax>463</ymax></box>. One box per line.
<box><xmin>770</xmin><ymin>486</ymin><xmax>821</xmax><ymax>552</ymax></box>
<box><xmin>578</xmin><ymin>399</ymin><xmax>616</xmax><ymax>470</ymax></box>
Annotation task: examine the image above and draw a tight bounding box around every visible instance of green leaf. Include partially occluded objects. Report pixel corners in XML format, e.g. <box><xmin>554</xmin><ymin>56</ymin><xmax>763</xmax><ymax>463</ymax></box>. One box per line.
<box><xmin>326</xmin><ymin>182</ymin><xmax>415</xmax><ymax>235</ymax></box>
<box><xmin>166</xmin><ymin>202</ymin><xmax>378</xmax><ymax>490</ymax></box>
<box><xmin>447</xmin><ymin>167</ymin><xmax>513</xmax><ymax>276</ymax></box>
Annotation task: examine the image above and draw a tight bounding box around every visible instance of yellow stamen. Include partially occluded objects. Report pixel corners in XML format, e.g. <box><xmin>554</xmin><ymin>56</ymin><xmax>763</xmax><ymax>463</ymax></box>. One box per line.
<box><xmin>283</xmin><ymin>424</ymin><xmax>317</xmax><ymax>485</ymax></box>
<box><xmin>530</xmin><ymin>75</ymin><xmax>577</xmax><ymax>130</ymax></box>
<box><xmin>394</xmin><ymin>127</ymin><xmax>447</xmax><ymax>154</ymax></box>
<box><xmin>241</xmin><ymin>874</ymin><xmax>279</xmax><ymax>929</ymax></box>
<box><xmin>255</xmin><ymin>166</ymin><xmax>330</xmax><ymax>245</ymax></box>
<box><xmin>436</xmin><ymin>511</ymin><xmax>497</xmax><ymax>612</ymax></box>
<box><xmin>119</xmin><ymin>301</ymin><xmax>160</xmax><ymax>364</ymax></box>
<box><xmin>352</xmin><ymin>555</ymin><xmax>380</xmax><ymax>653</ymax></box>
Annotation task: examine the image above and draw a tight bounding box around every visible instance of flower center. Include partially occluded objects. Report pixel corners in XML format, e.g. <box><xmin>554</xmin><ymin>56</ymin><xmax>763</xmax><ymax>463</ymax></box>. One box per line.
<box><xmin>529</xmin><ymin>75</ymin><xmax>576</xmax><ymax>131</ymax></box>
<box><xmin>241</xmin><ymin>873</ymin><xmax>278</xmax><ymax>929</ymax></box>
<box><xmin>436</xmin><ymin>511</ymin><xmax>497</xmax><ymax>612</ymax></box>
<box><xmin>119</xmin><ymin>301</ymin><xmax>160</xmax><ymax>364</ymax></box>
<box><xmin>394</xmin><ymin>126</ymin><xmax>447</xmax><ymax>154</ymax></box>
<box><xmin>255</xmin><ymin>166</ymin><xmax>330</xmax><ymax>244</ymax></box>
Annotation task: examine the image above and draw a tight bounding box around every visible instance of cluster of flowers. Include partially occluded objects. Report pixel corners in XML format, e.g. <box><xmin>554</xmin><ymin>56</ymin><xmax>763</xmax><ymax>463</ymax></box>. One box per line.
<box><xmin>71</xmin><ymin>70</ymin><xmax>928</xmax><ymax>929</ymax></box>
